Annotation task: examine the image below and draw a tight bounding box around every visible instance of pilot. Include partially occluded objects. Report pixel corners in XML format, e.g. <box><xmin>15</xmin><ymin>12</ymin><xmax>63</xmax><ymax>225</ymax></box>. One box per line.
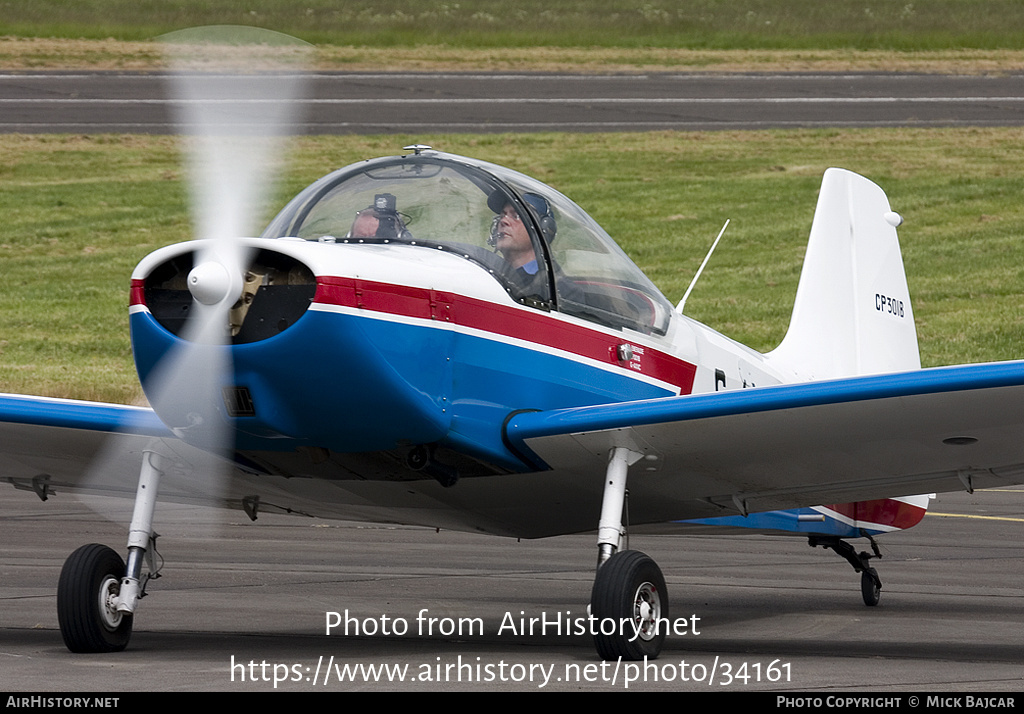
<box><xmin>487</xmin><ymin>190</ymin><xmax>556</xmax><ymax>276</ymax></box>
<box><xmin>486</xmin><ymin>190</ymin><xmax>557</xmax><ymax>305</ymax></box>
<box><xmin>348</xmin><ymin>193</ymin><xmax>411</xmax><ymax>240</ymax></box>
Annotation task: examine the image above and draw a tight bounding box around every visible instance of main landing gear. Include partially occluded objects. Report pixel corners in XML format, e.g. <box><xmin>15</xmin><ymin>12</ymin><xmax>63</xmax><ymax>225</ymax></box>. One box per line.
<box><xmin>57</xmin><ymin>451</ymin><xmax>164</xmax><ymax>653</ymax></box>
<box><xmin>809</xmin><ymin>534</ymin><xmax>883</xmax><ymax>606</ymax></box>
<box><xmin>590</xmin><ymin>447</ymin><xmax>668</xmax><ymax>661</ymax></box>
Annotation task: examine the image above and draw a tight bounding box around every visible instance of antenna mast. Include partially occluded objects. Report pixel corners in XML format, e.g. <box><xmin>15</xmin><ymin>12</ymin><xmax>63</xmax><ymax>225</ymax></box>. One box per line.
<box><xmin>676</xmin><ymin>219</ymin><xmax>730</xmax><ymax>314</ymax></box>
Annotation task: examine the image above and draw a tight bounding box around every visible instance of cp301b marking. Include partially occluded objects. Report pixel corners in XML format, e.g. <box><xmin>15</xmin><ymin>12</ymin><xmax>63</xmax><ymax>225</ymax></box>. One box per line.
<box><xmin>875</xmin><ymin>293</ymin><xmax>906</xmax><ymax>318</ymax></box>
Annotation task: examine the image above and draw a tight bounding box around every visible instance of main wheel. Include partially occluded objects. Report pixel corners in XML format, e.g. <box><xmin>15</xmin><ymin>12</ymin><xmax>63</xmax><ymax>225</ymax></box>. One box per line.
<box><xmin>590</xmin><ymin>550</ymin><xmax>667</xmax><ymax>660</ymax></box>
<box><xmin>57</xmin><ymin>544</ymin><xmax>133</xmax><ymax>653</ymax></box>
<box><xmin>861</xmin><ymin>567</ymin><xmax>881</xmax><ymax>607</ymax></box>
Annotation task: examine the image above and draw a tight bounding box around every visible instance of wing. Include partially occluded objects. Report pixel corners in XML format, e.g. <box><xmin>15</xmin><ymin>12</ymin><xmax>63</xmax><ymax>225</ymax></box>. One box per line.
<box><xmin>8</xmin><ymin>360</ymin><xmax>1023</xmax><ymax>540</ymax></box>
<box><xmin>0</xmin><ymin>394</ymin><xmax>170</xmax><ymax>500</ymax></box>
<box><xmin>504</xmin><ymin>360</ymin><xmax>1024</xmax><ymax>525</ymax></box>
<box><xmin>0</xmin><ymin>393</ymin><xmax>586</xmax><ymax>535</ymax></box>
<box><xmin>0</xmin><ymin>394</ymin><xmax>263</xmax><ymax>509</ymax></box>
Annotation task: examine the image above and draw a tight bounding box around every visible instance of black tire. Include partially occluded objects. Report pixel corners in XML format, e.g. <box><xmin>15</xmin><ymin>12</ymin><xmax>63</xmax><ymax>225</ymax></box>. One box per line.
<box><xmin>57</xmin><ymin>544</ymin><xmax>133</xmax><ymax>653</ymax></box>
<box><xmin>861</xmin><ymin>568</ymin><xmax>881</xmax><ymax>607</ymax></box>
<box><xmin>591</xmin><ymin>550</ymin><xmax>667</xmax><ymax>660</ymax></box>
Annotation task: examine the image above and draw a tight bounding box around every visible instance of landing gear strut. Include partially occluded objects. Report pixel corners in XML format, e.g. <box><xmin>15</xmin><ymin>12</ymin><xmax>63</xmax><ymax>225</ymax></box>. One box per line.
<box><xmin>57</xmin><ymin>450</ymin><xmax>164</xmax><ymax>653</ymax></box>
<box><xmin>809</xmin><ymin>533</ymin><xmax>882</xmax><ymax>606</ymax></box>
<box><xmin>590</xmin><ymin>447</ymin><xmax>668</xmax><ymax>660</ymax></box>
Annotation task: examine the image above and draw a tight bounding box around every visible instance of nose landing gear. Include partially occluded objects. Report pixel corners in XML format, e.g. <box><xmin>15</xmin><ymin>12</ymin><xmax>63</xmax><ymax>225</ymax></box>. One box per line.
<box><xmin>57</xmin><ymin>450</ymin><xmax>164</xmax><ymax>653</ymax></box>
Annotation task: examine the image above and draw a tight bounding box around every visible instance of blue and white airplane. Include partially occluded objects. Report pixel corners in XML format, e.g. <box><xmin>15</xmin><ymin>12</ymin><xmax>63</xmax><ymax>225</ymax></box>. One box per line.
<box><xmin>4</xmin><ymin>140</ymin><xmax>1024</xmax><ymax>661</ymax></box>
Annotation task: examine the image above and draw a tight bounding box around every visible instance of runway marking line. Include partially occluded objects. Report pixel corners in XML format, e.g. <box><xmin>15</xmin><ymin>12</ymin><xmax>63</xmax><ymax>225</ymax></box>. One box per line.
<box><xmin>926</xmin><ymin>511</ymin><xmax>1024</xmax><ymax>523</ymax></box>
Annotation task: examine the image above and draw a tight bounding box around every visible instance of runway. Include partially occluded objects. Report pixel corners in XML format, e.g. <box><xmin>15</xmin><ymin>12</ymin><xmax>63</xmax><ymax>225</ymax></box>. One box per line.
<box><xmin>1</xmin><ymin>487</ymin><xmax>1022</xmax><ymax>691</ymax></box>
<box><xmin>2</xmin><ymin>71</ymin><xmax>1024</xmax><ymax>132</ymax></box>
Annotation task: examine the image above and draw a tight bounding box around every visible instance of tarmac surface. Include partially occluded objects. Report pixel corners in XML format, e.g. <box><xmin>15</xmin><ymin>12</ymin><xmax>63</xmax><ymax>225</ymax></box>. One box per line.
<box><xmin>2</xmin><ymin>71</ymin><xmax>1024</xmax><ymax>133</ymax></box>
<box><xmin>1</xmin><ymin>486</ymin><xmax>1022</xmax><ymax>691</ymax></box>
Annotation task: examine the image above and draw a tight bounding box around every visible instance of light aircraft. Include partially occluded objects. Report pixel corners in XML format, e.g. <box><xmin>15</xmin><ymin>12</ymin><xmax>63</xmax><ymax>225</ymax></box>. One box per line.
<box><xmin>4</xmin><ymin>37</ymin><xmax>1024</xmax><ymax>661</ymax></box>
<box><xmin>6</xmin><ymin>142</ymin><xmax>1024</xmax><ymax>661</ymax></box>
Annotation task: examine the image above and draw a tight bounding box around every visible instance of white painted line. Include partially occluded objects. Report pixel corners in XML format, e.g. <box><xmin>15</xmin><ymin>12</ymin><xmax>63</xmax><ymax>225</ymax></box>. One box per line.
<box><xmin>2</xmin><ymin>96</ymin><xmax>1023</xmax><ymax>104</ymax></box>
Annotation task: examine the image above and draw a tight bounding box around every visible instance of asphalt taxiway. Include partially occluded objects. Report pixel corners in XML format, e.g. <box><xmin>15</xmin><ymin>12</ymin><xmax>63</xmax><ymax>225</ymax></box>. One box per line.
<box><xmin>2</xmin><ymin>72</ymin><xmax>1024</xmax><ymax>133</ymax></box>
<box><xmin>1</xmin><ymin>486</ymin><xmax>1022</xmax><ymax>691</ymax></box>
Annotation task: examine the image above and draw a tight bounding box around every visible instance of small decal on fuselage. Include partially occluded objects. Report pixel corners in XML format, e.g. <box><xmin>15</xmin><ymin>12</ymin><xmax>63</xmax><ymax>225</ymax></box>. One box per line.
<box><xmin>626</xmin><ymin>344</ymin><xmax>644</xmax><ymax>372</ymax></box>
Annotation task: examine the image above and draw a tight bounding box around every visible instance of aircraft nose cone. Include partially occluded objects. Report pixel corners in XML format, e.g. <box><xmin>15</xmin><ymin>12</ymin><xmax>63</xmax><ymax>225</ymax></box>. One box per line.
<box><xmin>187</xmin><ymin>261</ymin><xmax>238</xmax><ymax>306</ymax></box>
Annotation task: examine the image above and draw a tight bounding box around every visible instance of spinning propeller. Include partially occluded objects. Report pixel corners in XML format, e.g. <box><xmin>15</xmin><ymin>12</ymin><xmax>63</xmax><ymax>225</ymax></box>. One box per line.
<box><xmin>60</xmin><ymin>27</ymin><xmax>310</xmax><ymax>652</ymax></box>
<box><xmin>78</xmin><ymin>27</ymin><xmax>310</xmax><ymax>521</ymax></box>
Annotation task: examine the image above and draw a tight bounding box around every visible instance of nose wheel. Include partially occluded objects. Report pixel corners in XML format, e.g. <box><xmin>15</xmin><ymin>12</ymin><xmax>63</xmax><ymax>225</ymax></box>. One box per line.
<box><xmin>57</xmin><ymin>544</ymin><xmax>133</xmax><ymax>653</ymax></box>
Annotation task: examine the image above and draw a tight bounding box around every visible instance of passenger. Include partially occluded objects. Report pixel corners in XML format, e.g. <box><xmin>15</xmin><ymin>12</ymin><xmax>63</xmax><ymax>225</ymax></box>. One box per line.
<box><xmin>347</xmin><ymin>193</ymin><xmax>410</xmax><ymax>240</ymax></box>
<box><xmin>349</xmin><ymin>210</ymin><xmax>380</xmax><ymax>238</ymax></box>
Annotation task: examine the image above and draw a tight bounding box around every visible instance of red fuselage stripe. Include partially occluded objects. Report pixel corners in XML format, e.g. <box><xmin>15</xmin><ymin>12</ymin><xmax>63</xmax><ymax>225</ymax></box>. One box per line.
<box><xmin>130</xmin><ymin>279</ymin><xmax>146</xmax><ymax>307</ymax></box>
<box><xmin>313</xmin><ymin>276</ymin><xmax>697</xmax><ymax>393</ymax></box>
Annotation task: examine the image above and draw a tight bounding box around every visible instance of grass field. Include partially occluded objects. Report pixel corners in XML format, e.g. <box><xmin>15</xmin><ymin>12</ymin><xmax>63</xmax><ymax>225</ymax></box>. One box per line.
<box><xmin>5</xmin><ymin>37</ymin><xmax>1024</xmax><ymax>74</ymax></box>
<box><xmin>2</xmin><ymin>129</ymin><xmax>1023</xmax><ymax>403</ymax></box>
<box><xmin>5</xmin><ymin>1</ymin><xmax>1024</xmax><ymax>50</ymax></box>
<box><xmin>2</xmin><ymin>1</ymin><xmax>1024</xmax><ymax>72</ymax></box>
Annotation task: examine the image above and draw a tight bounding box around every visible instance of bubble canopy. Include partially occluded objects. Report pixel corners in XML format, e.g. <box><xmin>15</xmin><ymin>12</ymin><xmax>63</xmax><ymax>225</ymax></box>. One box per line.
<box><xmin>261</xmin><ymin>151</ymin><xmax>673</xmax><ymax>335</ymax></box>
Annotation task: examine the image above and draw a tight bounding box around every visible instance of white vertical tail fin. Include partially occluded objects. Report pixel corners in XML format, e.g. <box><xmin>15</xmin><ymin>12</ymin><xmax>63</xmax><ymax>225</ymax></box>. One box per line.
<box><xmin>767</xmin><ymin>168</ymin><xmax>920</xmax><ymax>381</ymax></box>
